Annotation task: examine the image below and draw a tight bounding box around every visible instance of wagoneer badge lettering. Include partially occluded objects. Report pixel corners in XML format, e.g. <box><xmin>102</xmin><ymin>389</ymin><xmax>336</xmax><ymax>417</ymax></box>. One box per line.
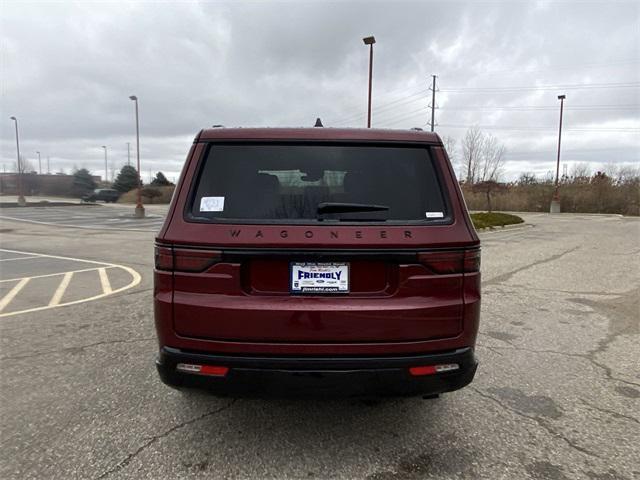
<box><xmin>229</xmin><ymin>229</ymin><xmax>413</xmax><ymax>240</ymax></box>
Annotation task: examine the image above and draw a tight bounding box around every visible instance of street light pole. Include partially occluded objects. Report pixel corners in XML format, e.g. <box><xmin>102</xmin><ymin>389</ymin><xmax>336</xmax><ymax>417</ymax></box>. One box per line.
<box><xmin>101</xmin><ymin>145</ymin><xmax>108</xmax><ymax>183</ymax></box>
<box><xmin>36</xmin><ymin>151</ymin><xmax>41</xmax><ymax>174</ymax></box>
<box><xmin>550</xmin><ymin>94</ymin><xmax>566</xmax><ymax>214</ymax></box>
<box><xmin>362</xmin><ymin>36</ymin><xmax>376</xmax><ymax>128</ymax></box>
<box><xmin>129</xmin><ymin>95</ymin><xmax>145</xmax><ymax>218</ymax></box>
<box><xmin>126</xmin><ymin>142</ymin><xmax>131</xmax><ymax>166</ymax></box>
<box><xmin>9</xmin><ymin>116</ymin><xmax>26</xmax><ymax>206</ymax></box>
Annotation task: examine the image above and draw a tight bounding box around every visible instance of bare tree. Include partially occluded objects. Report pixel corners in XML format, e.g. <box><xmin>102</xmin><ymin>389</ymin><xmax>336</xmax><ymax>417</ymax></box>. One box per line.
<box><xmin>461</xmin><ymin>126</ymin><xmax>483</xmax><ymax>184</ymax></box>
<box><xmin>441</xmin><ymin>135</ymin><xmax>457</xmax><ymax>162</ymax></box>
<box><xmin>479</xmin><ymin>134</ymin><xmax>505</xmax><ymax>182</ymax></box>
<box><xmin>13</xmin><ymin>156</ymin><xmax>35</xmax><ymax>173</ymax></box>
<box><xmin>616</xmin><ymin>165</ymin><xmax>640</xmax><ymax>185</ymax></box>
<box><xmin>570</xmin><ymin>162</ymin><xmax>590</xmax><ymax>177</ymax></box>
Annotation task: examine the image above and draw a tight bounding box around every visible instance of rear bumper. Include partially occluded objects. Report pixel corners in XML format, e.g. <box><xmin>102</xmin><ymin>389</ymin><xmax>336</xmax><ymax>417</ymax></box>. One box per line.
<box><xmin>156</xmin><ymin>346</ymin><xmax>478</xmax><ymax>397</ymax></box>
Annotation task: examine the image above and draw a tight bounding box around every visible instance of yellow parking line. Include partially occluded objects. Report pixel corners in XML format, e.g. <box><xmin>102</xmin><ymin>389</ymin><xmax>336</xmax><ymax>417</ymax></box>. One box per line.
<box><xmin>98</xmin><ymin>268</ymin><xmax>112</xmax><ymax>295</ymax></box>
<box><xmin>48</xmin><ymin>272</ymin><xmax>74</xmax><ymax>306</ymax></box>
<box><xmin>0</xmin><ymin>278</ymin><xmax>30</xmax><ymax>312</ymax></box>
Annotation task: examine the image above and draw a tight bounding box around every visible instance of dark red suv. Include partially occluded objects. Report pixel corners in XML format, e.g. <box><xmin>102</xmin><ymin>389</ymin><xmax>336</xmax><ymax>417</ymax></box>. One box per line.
<box><xmin>154</xmin><ymin>127</ymin><xmax>480</xmax><ymax>397</ymax></box>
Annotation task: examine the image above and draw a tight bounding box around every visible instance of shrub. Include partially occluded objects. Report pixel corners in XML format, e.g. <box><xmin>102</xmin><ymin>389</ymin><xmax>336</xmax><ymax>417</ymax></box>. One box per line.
<box><xmin>118</xmin><ymin>185</ymin><xmax>175</xmax><ymax>204</ymax></box>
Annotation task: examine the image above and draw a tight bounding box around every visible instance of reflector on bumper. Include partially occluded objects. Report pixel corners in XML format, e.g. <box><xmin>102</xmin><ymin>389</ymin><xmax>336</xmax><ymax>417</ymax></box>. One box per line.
<box><xmin>176</xmin><ymin>363</ymin><xmax>229</xmax><ymax>377</ymax></box>
<box><xmin>409</xmin><ymin>363</ymin><xmax>459</xmax><ymax>376</ymax></box>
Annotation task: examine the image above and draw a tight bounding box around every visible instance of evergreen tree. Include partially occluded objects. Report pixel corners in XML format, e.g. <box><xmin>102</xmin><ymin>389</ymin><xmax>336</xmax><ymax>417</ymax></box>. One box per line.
<box><xmin>113</xmin><ymin>165</ymin><xmax>141</xmax><ymax>193</ymax></box>
<box><xmin>150</xmin><ymin>171</ymin><xmax>173</xmax><ymax>187</ymax></box>
<box><xmin>71</xmin><ymin>168</ymin><xmax>96</xmax><ymax>197</ymax></box>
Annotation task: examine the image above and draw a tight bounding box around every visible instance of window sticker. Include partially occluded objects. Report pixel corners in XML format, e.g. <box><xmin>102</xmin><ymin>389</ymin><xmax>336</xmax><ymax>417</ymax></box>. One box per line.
<box><xmin>200</xmin><ymin>196</ymin><xmax>225</xmax><ymax>212</ymax></box>
<box><xmin>426</xmin><ymin>211</ymin><xmax>444</xmax><ymax>218</ymax></box>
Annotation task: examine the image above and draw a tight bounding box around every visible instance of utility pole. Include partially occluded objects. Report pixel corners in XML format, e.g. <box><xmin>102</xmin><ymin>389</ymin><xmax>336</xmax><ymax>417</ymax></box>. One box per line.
<box><xmin>129</xmin><ymin>95</ymin><xmax>145</xmax><ymax>218</ymax></box>
<box><xmin>362</xmin><ymin>36</ymin><xmax>376</xmax><ymax>128</ymax></box>
<box><xmin>550</xmin><ymin>94</ymin><xmax>566</xmax><ymax>214</ymax></box>
<box><xmin>9</xmin><ymin>116</ymin><xmax>26</xmax><ymax>206</ymax></box>
<box><xmin>101</xmin><ymin>146</ymin><xmax>108</xmax><ymax>183</ymax></box>
<box><xmin>429</xmin><ymin>75</ymin><xmax>437</xmax><ymax>132</ymax></box>
<box><xmin>47</xmin><ymin>156</ymin><xmax>50</xmax><ymax>174</ymax></box>
<box><xmin>127</xmin><ymin>142</ymin><xmax>131</xmax><ymax>166</ymax></box>
<box><xmin>36</xmin><ymin>151</ymin><xmax>41</xmax><ymax>174</ymax></box>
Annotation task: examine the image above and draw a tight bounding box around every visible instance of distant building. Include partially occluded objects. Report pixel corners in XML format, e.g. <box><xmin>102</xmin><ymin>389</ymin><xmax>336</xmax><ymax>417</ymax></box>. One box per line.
<box><xmin>0</xmin><ymin>173</ymin><xmax>102</xmax><ymax>196</ymax></box>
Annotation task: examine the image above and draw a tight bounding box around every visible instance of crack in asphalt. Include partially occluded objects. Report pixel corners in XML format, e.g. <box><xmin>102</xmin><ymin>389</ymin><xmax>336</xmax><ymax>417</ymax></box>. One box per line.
<box><xmin>0</xmin><ymin>337</ymin><xmax>156</xmax><ymax>361</ymax></box>
<box><xmin>475</xmin><ymin>342</ymin><xmax>505</xmax><ymax>356</ymax></box>
<box><xmin>493</xmin><ymin>285</ymin><xmax>624</xmax><ymax>297</ymax></box>
<box><xmin>469</xmin><ymin>386</ymin><xmax>602</xmax><ymax>460</ymax></box>
<box><xmin>94</xmin><ymin>399</ymin><xmax>238</xmax><ymax>479</ymax></box>
<box><xmin>578</xmin><ymin>289</ymin><xmax>640</xmax><ymax>358</ymax></box>
<box><xmin>476</xmin><ymin>343</ymin><xmax>640</xmax><ymax>389</ymax></box>
<box><xmin>483</xmin><ymin>246</ymin><xmax>580</xmax><ymax>286</ymax></box>
<box><xmin>579</xmin><ymin>399</ymin><xmax>640</xmax><ymax>426</ymax></box>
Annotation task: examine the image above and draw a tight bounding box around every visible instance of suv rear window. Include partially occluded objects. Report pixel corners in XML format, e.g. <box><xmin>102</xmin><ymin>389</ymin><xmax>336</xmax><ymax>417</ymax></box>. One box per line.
<box><xmin>188</xmin><ymin>144</ymin><xmax>447</xmax><ymax>223</ymax></box>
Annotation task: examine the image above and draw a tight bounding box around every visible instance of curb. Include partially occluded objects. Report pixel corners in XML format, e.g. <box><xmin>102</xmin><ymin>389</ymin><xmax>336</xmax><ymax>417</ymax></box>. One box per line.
<box><xmin>0</xmin><ymin>202</ymin><xmax>98</xmax><ymax>208</ymax></box>
<box><xmin>476</xmin><ymin>222</ymin><xmax>531</xmax><ymax>234</ymax></box>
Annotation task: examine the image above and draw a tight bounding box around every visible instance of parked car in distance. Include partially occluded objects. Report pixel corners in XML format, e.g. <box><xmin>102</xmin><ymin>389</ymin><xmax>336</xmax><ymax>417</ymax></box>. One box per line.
<box><xmin>81</xmin><ymin>188</ymin><xmax>120</xmax><ymax>203</ymax></box>
<box><xmin>154</xmin><ymin>126</ymin><xmax>481</xmax><ymax>397</ymax></box>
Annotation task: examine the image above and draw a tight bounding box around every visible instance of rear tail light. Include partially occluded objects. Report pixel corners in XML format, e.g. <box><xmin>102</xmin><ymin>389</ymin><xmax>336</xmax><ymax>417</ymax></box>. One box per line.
<box><xmin>418</xmin><ymin>249</ymin><xmax>480</xmax><ymax>274</ymax></box>
<box><xmin>463</xmin><ymin>249</ymin><xmax>481</xmax><ymax>273</ymax></box>
<box><xmin>176</xmin><ymin>363</ymin><xmax>229</xmax><ymax>377</ymax></box>
<box><xmin>154</xmin><ymin>245</ymin><xmax>222</xmax><ymax>272</ymax></box>
<box><xmin>155</xmin><ymin>246</ymin><xmax>173</xmax><ymax>270</ymax></box>
<box><xmin>409</xmin><ymin>363</ymin><xmax>459</xmax><ymax>376</ymax></box>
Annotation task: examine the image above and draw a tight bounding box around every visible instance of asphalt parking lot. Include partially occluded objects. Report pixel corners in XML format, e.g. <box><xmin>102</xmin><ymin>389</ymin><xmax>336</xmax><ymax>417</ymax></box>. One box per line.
<box><xmin>0</xmin><ymin>204</ymin><xmax>166</xmax><ymax>232</ymax></box>
<box><xmin>0</xmin><ymin>207</ymin><xmax>638</xmax><ymax>480</ymax></box>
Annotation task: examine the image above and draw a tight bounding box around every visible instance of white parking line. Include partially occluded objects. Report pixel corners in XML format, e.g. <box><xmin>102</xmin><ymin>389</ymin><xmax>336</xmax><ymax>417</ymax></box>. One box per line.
<box><xmin>0</xmin><ymin>266</ymin><xmax>115</xmax><ymax>284</ymax></box>
<box><xmin>0</xmin><ymin>255</ymin><xmax>43</xmax><ymax>262</ymax></box>
<box><xmin>48</xmin><ymin>272</ymin><xmax>74</xmax><ymax>306</ymax></box>
<box><xmin>98</xmin><ymin>268</ymin><xmax>112</xmax><ymax>294</ymax></box>
<box><xmin>0</xmin><ymin>278</ymin><xmax>30</xmax><ymax>312</ymax></box>
<box><xmin>0</xmin><ymin>249</ymin><xmax>142</xmax><ymax>318</ymax></box>
<box><xmin>0</xmin><ymin>214</ymin><xmax>161</xmax><ymax>232</ymax></box>
<box><xmin>1</xmin><ymin>248</ymin><xmax>122</xmax><ymax>267</ymax></box>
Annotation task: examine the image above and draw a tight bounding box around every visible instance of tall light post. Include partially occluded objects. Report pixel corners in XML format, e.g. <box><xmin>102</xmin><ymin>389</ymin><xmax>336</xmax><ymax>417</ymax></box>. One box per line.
<box><xmin>550</xmin><ymin>94</ymin><xmax>566</xmax><ymax>213</ymax></box>
<box><xmin>129</xmin><ymin>95</ymin><xmax>145</xmax><ymax>218</ymax></box>
<box><xmin>36</xmin><ymin>151</ymin><xmax>41</xmax><ymax>174</ymax></box>
<box><xmin>362</xmin><ymin>35</ymin><xmax>376</xmax><ymax>128</ymax></box>
<box><xmin>9</xmin><ymin>116</ymin><xmax>26</xmax><ymax>206</ymax></box>
<box><xmin>101</xmin><ymin>145</ymin><xmax>108</xmax><ymax>183</ymax></box>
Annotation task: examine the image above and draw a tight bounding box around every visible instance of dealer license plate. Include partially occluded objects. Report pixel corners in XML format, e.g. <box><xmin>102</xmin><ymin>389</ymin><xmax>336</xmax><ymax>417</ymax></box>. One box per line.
<box><xmin>290</xmin><ymin>262</ymin><xmax>349</xmax><ymax>294</ymax></box>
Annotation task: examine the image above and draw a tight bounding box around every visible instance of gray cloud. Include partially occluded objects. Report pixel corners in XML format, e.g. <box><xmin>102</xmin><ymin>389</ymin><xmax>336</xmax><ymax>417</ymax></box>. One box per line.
<box><xmin>1</xmin><ymin>0</ymin><xmax>638</xmax><ymax>182</ymax></box>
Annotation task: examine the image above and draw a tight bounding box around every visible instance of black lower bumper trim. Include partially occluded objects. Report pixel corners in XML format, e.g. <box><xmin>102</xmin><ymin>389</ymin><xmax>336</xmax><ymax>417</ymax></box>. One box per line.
<box><xmin>156</xmin><ymin>346</ymin><xmax>478</xmax><ymax>397</ymax></box>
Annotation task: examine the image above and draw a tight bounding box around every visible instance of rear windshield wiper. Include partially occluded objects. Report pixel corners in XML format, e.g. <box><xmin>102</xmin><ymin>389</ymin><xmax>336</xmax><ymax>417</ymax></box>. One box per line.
<box><xmin>317</xmin><ymin>202</ymin><xmax>390</xmax><ymax>215</ymax></box>
<box><xmin>317</xmin><ymin>202</ymin><xmax>389</xmax><ymax>221</ymax></box>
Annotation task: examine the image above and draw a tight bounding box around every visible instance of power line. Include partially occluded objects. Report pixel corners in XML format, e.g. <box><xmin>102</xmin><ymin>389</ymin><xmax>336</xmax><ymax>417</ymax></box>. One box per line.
<box><xmin>332</xmin><ymin>88</ymin><xmax>428</xmax><ymax>125</ymax></box>
<box><xmin>507</xmin><ymin>147</ymin><xmax>640</xmax><ymax>156</ymax></box>
<box><xmin>439</xmin><ymin>81</ymin><xmax>640</xmax><ymax>92</ymax></box>
<box><xmin>374</xmin><ymin>106</ymin><xmax>428</xmax><ymax>126</ymax></box>
<box><xmin>369</xmin><ymin>104</ymin><xmax>638</xmax><ymax>128</ymax></box>
<box><xmin>435</xmin><ymin>123</ymin><xmax>640</xmax><ymax>133</ymax></box>
<box><xmin>331</xmin><ymin>81</ymin><xmax>639</xmax><ymax>126</ymax></box>
<box><xmin>439</xmin><ymin>104</ymin><xmax>639</xmax><ymax>111</ymax></box>
<box><xmin>465</xmin><ymin>58</ymin><xmax>640</xmax><ymax>76</ymax></box>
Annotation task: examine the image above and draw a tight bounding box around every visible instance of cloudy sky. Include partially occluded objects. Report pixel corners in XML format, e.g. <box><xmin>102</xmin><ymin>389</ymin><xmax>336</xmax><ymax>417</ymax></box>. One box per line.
<box><xmin>1</xmin><ymin>0</ymin><xmax>638</xmax><ymax>182</ymax></box>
